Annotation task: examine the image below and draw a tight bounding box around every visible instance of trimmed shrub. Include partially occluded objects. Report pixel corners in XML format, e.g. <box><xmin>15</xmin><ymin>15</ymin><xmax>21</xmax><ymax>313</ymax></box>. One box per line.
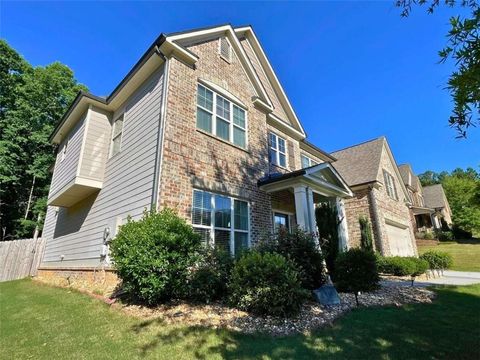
<box><xmin>229</xmin><ymin>251</ymin><xmax>307</xmax><ymax>317</ymax></box>
<box><xmin>359</xmin><ymin>216</ymin><xmax>374</xmax><ymax>253</ymax></box>
<box><xmin>452</xmin><ymin>224</ymin><xmax>473</xmax><ymax>240</ymax></box>
<box><xmin>110</xmin><ymin>209</ymin><xmax>201</xmax><ymax>305</ymax></box>
<box><xmin>420</xmin><ymin>250</ymin><xmax>453</xmax><ymax>271</ymax></box>
<box><xmin>423</xmin><ymin>232</ymin><xmax>435</xmax><ymax>240</ymax></box>
<box><xmin>335</xmin><ymin>249</ymin><xmax>380</xmax><ymax>306</ymax></box>
<box><xmin>434</xmin><ymin>230</ymin><xmax>454</xmax><ymax>241</ymax></box>
<box><xmin>415</xmin><ymin>231</ymin><xmax>426</xmax><ymax>240</ymax></box>
<box><xmin>187</xmin><ymin>247</ymin><xmax>234</xmax><ymax>303</ymax></box>
<box><xmin>255</xmin><ymin>227</ymin><xmax>326</xmax><ymax>289</ymax></box>
<box><xmin>377</xmin><ymin>256</ymin><xmax>417</xmax><ymax>276</ymax></box>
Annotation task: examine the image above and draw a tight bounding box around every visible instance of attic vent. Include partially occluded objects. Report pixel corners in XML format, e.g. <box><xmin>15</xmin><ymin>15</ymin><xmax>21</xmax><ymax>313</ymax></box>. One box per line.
<box><xmin>219</xmin><ymin>37</ymin><xmax>231</xmax><ymax>62</ymax></box>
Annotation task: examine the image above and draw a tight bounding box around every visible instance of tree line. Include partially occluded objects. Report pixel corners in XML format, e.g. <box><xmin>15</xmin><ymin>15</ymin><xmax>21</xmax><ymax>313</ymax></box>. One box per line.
<box><xmin>0</xmin><ymin>40</ymin><xmax>87</xmax><ymax>240</ymax></box>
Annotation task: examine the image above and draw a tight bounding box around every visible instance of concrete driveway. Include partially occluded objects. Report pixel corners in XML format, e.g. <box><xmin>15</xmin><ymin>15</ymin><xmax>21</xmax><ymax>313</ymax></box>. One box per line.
<box><xmin>382</xmin><ymin>270</ymin><xmax>480</xmax><ymax>287</ymax></box>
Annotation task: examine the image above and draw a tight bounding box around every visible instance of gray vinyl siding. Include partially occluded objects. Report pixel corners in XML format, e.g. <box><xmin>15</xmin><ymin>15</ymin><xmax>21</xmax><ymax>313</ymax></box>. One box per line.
<box><xmin>78</xmin><ymin>107</ymin><xmax>111</xmax><ymax>181</ymax></box>
<box><xmin>42</xmin><ymin>65</ymin><xmax>165</xmax><ymax>268</ymax></box>
<box><xmin>48</xmin><ymin>115</ymin><xmax>86</xmax><ymax>198</ymax></box>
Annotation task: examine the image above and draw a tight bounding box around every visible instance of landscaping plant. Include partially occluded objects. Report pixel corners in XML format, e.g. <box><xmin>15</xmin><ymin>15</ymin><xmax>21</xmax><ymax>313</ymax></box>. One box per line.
<box><xmin>335</xmin><ymin>248</ymin><xmax>380</xmax><ymax>306</ymax></box>
<box><xmin>377</xmin><ymin>256</ymin><xmax>431</xmax><ymax>285</ymax></box>
<box><xmin>109</xmin><ymin>209</ymin><xmax>201</xmax><ymax>305</ymax></box>
<box><xmin>255</xmin><ymin>227</ymin><xmax>326</xmax><ymax>289</ymax></box>
<box><xmin>315</xmin><ymin>202</ymin><xmax>339</xmax><ymax>277</ymax></box>
<box><xmin>229</xmin><ymin>250</ymin><xmax>307</xmax><ymax>317</ymax></box>
<box><xmin>359</xmin><ymin>216</ymin><xmax>374</xmax><ymax>253</ymax></box>
<box><xmin>420</xmin><ymin>250</ymin><xmax>453</xmax><ymax>276</ymax></box>
<box><xmin>187</xmin><ymin>247</ymin><xmax>234</xmax><ymax>303</ymax></box>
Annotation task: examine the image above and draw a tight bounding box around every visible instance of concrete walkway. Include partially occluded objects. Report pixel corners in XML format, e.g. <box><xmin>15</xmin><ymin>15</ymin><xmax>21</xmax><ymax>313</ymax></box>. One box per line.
<box><xmin>382</xmin><ymin>270</ymin><xmax>480</xmax><ymax>287</ymax></box>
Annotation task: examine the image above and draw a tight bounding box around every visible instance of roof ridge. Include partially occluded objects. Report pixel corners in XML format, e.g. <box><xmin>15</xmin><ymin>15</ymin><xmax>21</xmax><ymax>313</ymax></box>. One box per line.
<box><xmin>330</xmin><ymin>136</ymin><xmax>385</xmax><ymax>154</ymax></box>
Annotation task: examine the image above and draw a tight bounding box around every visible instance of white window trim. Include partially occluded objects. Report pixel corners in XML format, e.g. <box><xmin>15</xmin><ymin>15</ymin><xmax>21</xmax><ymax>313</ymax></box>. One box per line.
<box><xmin>272</xmin><ymin>210</ymin><xmax>294</xmax><ymax>233</ymax></box>
<box><xmin>301</xmin><ymin>153</ymin><xmax>317</xmax><ymax>168</ymax></box>
<box><xmin>60</xmin><ymin>139</ymin><xmax>68</xmax><ymax>162</ymax></box>
<box><xmin>197</xmin><ymin>84</ymin><xmax>248</xmax><ymax>149</ymax></box>
<box><xmin>218</xmin><ymin>37</ymin><xmax>232</xmax><ymax>63</ymax></box>
<box><xmin>383</xmin><ymin>169</ymin><xmax>398</xmax><ymax>201</ymax></box>
<box><xmin>110</xmin><ymin>114</ymin><xmax>124</xmax><ymax>158</ymax></box>
<box><xmin>191</xmin><ymin>189</ymin><xmax>250</xmax><ymax>256</ymax></box>
<box><xmin>269</xmin><ymin>132</ymin><xmax>288</xmax><ymax>168</ymax></box>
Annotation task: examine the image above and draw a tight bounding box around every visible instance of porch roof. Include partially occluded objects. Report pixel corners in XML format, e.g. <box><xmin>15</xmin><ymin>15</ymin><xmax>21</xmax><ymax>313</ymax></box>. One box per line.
<box><xmin>258</xmin><ymin>163</ymin><xmax>353</xmax><ymax>198</ymax></box>
<box><xmin>411</xmin><ymin>205</ymin><xmax>435</xmax><ymax>215</ymax></box>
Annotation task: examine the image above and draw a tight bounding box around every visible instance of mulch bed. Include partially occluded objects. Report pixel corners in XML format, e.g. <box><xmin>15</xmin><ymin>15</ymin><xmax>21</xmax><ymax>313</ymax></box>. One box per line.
<box><xmin>113</xmin><ymin>283</ymin><xmax>435</xmax><ymax>336</ymax></box>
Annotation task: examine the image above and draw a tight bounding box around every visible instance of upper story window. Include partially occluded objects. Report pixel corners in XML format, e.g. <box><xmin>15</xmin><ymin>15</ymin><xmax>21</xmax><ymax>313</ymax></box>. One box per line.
<box><xmin>60</xmin><ymin>139</ymin><xmax>68</xmax><ymax>162</ymax></box>
<box><xmin>219</xmin><ymin>37</ymin><xmax>232</xmax><ymax>62</ymax></box>
<box><xmin>383</xmin><ymin>169</ymin><xmax>398</xmax><ymax>200</ymax></box>
<box><xmin>191</xmin><ymin>189</ymin><xmax>249</xmax><ymax>256</ymax></box>
<box><xmin>268</xmin><ymin>132</ymin><xmax>287</xmax><ymax>168</ymax></box>
<box><xmin>301</xmin><ymin>154</ymin><xmax>317</xmax><ymax>169</ymax></box>
<box><xmin>196</xmin><ymin>84</ymin><xmax>246</xmax><ymax>149</ymax></box>
<box><xmin>111</xmin><ymin>115</ymin><xmax>124</xmax><ymax>156</ymax></box>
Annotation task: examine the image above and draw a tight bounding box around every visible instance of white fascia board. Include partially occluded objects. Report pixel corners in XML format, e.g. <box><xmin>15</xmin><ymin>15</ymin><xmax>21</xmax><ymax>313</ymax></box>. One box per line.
<box><xmin>165</xmin><ymin>25</ymin><xmax>272</xmax><ymax>107</ymax></box>
<box><xmin>235</xmin><ymin>27</ymin><xmax>306</xmax><ymax>137</ymax></box>
<box><xmin>267</xmin><ymin>113</ymin><xmax>306</xmax><ymax>140</ymax></box>
<box><xmin>305</xmin><ymin>163</ymin><xmax>353</xmax><ymax>197</ymax></box>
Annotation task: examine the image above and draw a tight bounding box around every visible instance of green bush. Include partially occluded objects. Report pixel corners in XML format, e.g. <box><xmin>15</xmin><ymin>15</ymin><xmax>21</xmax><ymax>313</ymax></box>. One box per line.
<box><xmin>377</xmin><ymin>256</ymin><xmax>417</xmax><ymax>276</ymax></box>
<box><xmin>415</xmin><ymin>232</ymin><xmax>426</xmax><ymax>239</ymax></box>
<box><xmin>420</xmin><ymin>250</ymin><xmax>454</xmax><ymax>271</ymax></box>
<box><xmin>423</xmin><ymin>232</ymin><xmax>435</xmax><ymax>240</ymax></box>
<box><xmin>359</xmin><ymin>216</ymin><xmax>374</xmax><ymax>253</ymax></box>
<box><xmin>187</xmin><ymin>247</ymin><xmax>234</xmax><ymax>303</ymax></box>
<box><xmin>315</xmin><ymin>202</ymin><xmax>339</xmax><ymax>277</ymax></box>
<box><xmin>335</xmin><ymin>249</ymin><xmax>379</xmax><ymax>306</ymax></box>
<box><xmin>255</xmin><ymin>227</ymin><xmax>326</xmax><ymax>289</ymax></box>
<box><xmin>434</xmin><ymin>230</ymin><xmax>454</xmax><ymax>241</ymax></box>
<box><xmin>229</xmin><ymin>251</ymin><xmax>307</xmax><ymax>316</ymax></box>
<box><xmin>110</xmin><ymin>209</ymin><xmax>201</xmax><ymax>305</ymax></box>
<box><xmin>452</xmin><ymin>224</ymin><xmax>473</xmax><ymax>239</ymax></box>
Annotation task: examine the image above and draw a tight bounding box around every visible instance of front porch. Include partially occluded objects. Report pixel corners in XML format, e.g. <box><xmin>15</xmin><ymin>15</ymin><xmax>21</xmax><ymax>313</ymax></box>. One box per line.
<box><xmin>412</xmin><ymin>206</ymin><xmax>436</xmax><ymax>233</ymax></box>
<box><xmin>258</xmin><ymin>163</ymin><xmax>353</xmax><ymax>248</ymax></box>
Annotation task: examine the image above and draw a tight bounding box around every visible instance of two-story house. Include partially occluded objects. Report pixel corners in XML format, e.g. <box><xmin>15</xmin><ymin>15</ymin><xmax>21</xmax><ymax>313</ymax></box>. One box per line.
<box><xmin>39</xmin><ymin>25</ymin><xmax>354</xmax><ymax>285</ymax></box>
<box><xmin>331</xmin><ymin>137</ymin><xmax>418</xmax><ymax>256</ymax></box>
<box><xmin>398</xmin><ymin>164</ymin><xmax>436</xmax><ymax>233</ymax></box>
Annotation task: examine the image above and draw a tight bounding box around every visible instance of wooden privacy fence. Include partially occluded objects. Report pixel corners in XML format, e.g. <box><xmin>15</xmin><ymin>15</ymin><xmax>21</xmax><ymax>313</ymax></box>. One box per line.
<box><xmin>0</xmin><ymin>237</ymin><xmax>46</xmax><ymax>282</ymax></box>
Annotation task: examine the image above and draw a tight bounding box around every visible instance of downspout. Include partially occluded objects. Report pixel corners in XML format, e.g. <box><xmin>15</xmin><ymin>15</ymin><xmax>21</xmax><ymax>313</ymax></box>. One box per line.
<box><xmin>151</xmin><ymin>47</ymin><xmax>170</xmax><ymax>211</ymax></box>
<box><xmin>368</xmin><ymin>185</ymin><xmax>384</xmax><ymax>255</ymax></box>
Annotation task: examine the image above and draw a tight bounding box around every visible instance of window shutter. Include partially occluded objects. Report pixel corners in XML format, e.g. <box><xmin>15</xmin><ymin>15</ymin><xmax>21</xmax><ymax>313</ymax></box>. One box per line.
<box><xmin>287</xmin><ymin>141</ymin><xmax>295</xmax><ymax>170</ymax></box>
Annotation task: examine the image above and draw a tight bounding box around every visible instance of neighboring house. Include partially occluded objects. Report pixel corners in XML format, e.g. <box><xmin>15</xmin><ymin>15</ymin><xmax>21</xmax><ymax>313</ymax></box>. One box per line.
<box><xmin>398</xmin><ymin>164</ymin><xmax>436</xmax><ymax>233</ymax></box>
<box><xmin>423</xmin><ymin>184</ymin><xmax>453</xmax><ymax>229</ymax></box>
<box><xmin>40</xmin><ymin>24</ymin><xmax>353</xmax><ymax>282</ymax></box>
<box><xmin>331</xmin><ymin>137</ymin><xmax>417</xmax><ymax>256</ymax></box>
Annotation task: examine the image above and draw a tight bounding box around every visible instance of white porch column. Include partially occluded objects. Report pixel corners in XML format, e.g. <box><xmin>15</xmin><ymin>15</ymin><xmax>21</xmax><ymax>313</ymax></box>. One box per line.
<box><xmin>335</xmin><ymin>197</ymin><xmax>349</xmax><ymax>251</ymax></box>
<box><xmin>294</xmin><ymin>185</ymin><xmax>317</xmax><ymax>234</ymax></box>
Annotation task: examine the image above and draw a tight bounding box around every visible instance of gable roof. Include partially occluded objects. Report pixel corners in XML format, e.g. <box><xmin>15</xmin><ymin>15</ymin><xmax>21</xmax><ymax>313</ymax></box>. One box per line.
<box><xmin>423</xmin><ymin>184</ymin><xmax>448</xmax><ymax>209</ymax></box>
<box><xmin>331</xmin><ymin>137</ymin><xmax>410</xmax><ymax>201</ymax></box>
<box><xmin>398</xmin><ymin>164</ymin><xmax>421</xmax><ymax>191</ymax></box>
<box><xmin>330</xmin><ymin>137</ymin><xmax>385</xmax><ymax>187</ymax></box>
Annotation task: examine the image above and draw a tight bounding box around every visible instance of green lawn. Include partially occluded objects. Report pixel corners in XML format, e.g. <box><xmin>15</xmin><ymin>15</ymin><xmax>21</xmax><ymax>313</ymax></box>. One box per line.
<box><xmin>1</xmin><ymin>280</ymin><xmax>479</xmax><ymax>359</ymax></box>
<box><xmin>418</xmin><ymin>239</ymin><xmax>480</xmax><ymax>272</ymax></box>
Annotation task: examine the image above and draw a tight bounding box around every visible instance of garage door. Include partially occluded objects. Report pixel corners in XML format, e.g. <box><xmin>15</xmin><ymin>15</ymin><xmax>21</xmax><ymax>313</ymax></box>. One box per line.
<box><xmin>385</xmin><ymin>220</ymin><xmax>413</xmax><ymax>256</ymax></box>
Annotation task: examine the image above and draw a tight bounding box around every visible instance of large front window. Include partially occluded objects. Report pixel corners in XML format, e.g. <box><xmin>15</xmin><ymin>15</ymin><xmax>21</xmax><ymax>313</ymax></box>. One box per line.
<box><xmin>268</xmin><ymin>132</ymin><xmax>287</xmax><ymax>167</ymax></box>
<box><xmin>192</xmin><ymin>189</ymin><xmax>249</xmax><ymax>255</ymax></box>
<box><xmin>196</xmin><ymin>84</ymin><xmax>247</xmax><ymax>149</ymax></box>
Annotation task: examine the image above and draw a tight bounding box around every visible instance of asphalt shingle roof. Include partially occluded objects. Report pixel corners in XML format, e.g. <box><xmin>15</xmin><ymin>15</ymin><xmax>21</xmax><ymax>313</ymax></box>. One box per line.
<box><xmin>423</xmin><ymin>184</ymin><xmax>447</xmax><ymax>209</ymax></box>
<box><xmin>330</xmin><ymin>137</ymin><xmax>385</xmax><ymax>187</ymax></box>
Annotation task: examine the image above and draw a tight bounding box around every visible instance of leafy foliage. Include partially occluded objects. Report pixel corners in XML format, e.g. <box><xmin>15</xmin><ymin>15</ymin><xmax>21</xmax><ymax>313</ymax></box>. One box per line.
<box><xmin>418</xmin><ymin>167</ymin><xmax>480</xmax><ymax>236</ymax></box>
<box><xmin>359</xmin><ymin>216</ymin><xmax>374</xmax><ymax>252</ymax></box>
<box><xmin>0</xmin><ymin>40</ymin><xmax>87</xmax><ymax>239</ymax></box>
<box><xmin>434</xmin><ymin>229</ymin><xmax>455</xmax><ymax>241</ymax></box>
<box><xmin>335</xmin><ymin>249</ymin><xmax>380</xmax><ymax>306</ymax></box>
<box><xmin>109</xmin><ymin>209</ymin><xmax>201</xmax><ymax>305</ymax></box>
<box><xmin>377</xmin><ymin>255</ymin><xmax>429</xmax><ymax>284</ymax></box>
<box><xmin>255</xmin><ymin>227</ymin><xmax>326</xmax><ymax>289</ymax></box>
<box><xmin>420</xmin><ymin>250</ymin><xmax>454</xmax><ymax>270</ymax></box>
<box><xmin>396</xmin><ymin>0</ymin><xmax>479</xmax><ymax>137</ymax></box>
<box><xmin>187</xmin><ymin>247</ymin><xmax>234</xmax><ymax>303</ymax></box>
<box><xmin>229</xmin><ymin>250</ymin><xmax>307</xmax><ymax>316</ymax></box>
<box><xmin>315</xmin><ymin>202</ymin><xmax>339</xmax><ymax>276</ymax></box>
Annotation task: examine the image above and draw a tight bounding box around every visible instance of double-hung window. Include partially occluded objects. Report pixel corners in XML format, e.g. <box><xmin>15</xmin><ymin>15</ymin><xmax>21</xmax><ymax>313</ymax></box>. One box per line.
<box><xmin>192</xmin><ymin>189</ymin><xmax>249</xmax><ymax>256</ymax></box>
<box><xmin>196</xmin><ymin>84</ymin><xmax>247</xmax><ymax>149</ymax></box>
<box><xmin>383</xmin><ymin>169</ymin><xmax>398</xmax><ymax>200</ymax></box>
<box><xmin>111</xmin><ymin>115</ymin><xmax>124</xmax><ymax>156</ymax></box>
<box><xmin>301</xmin><ymin>154</ymin><xmax>317</xmax><ymax>168</ymax></box>
<box><xmin>268</xmin><ymin>132</ymin><xmax>287</xmax><ymax>167</ymax></box>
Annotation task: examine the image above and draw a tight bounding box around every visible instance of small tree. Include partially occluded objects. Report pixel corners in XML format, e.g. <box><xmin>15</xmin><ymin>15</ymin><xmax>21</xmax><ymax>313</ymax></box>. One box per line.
<box><xmin>359</xmin><ymin>216</ymin><xmax>374</xmax><ymax>253</ymax></box>
<box><xmin>315</xmin><ymin>202</ymin><xmax>339</xmax><ymax>276</ymax></box>
<box><xmin>335</xmin><ymin>248</ymin><xmax>380</xmax><ymax>306</ymax></box>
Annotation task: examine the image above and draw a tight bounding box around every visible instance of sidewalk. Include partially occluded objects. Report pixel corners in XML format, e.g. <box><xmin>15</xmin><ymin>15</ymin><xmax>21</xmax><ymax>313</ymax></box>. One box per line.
<box><xmin>381</xmin><ymin>270</ymin><xmax>480</xmax><ymax>287</ymax></box>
